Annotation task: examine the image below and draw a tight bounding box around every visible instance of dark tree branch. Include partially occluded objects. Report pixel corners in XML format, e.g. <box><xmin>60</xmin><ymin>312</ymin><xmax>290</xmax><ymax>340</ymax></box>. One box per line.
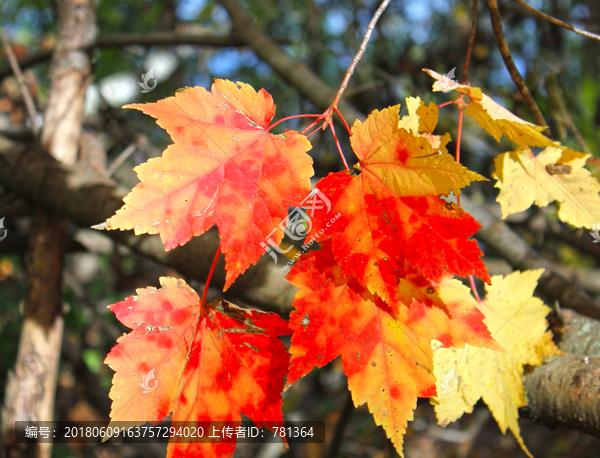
<box><xmin>462</xmin><ymin>0</ymin><xmax>478</xmax><ymax>84</ymax></box>
<box><xmin>0</xmin><ymin>139</ymin><xmax>296</xmax><ymax>312</ymax></box>
<box><xmin>460</xmin><ymin>196</ymin><xmax>600</xmax><ymax>321</ymax></box>
<box><xmin>0</xmin><ymin>32</ymin><xmax>290</xmax><ymax>80</ymax></box>
<box><xmin>324</xmin><ymin>390</ymin><xmax>355</xmax><ymax>458</ymax></box>
<box><xmin>486</xmin><ymin>0</ymin><xmax>549</xmax><ymax>131</ymax></box>
<box><xmin>550</xmin><ymin>225</ymin><xmax>600</xmax><ymax>261</ymax></box>
<box><xmin>557</xmin><ymin>309</ymin><xmax>600</xmax><ymax>357</ymax></box>
<box><xmin>519</xmin><ymin>309</ymin><xmax>600</xmax><ymax>437</ymax></box>
<box><xmin>521</xmin><ymin>354</ymin><xmax>600</xmax><ymax>437</ymax></box>
<box><xmin>513</xmin><ymin>0</ymin><xmax>600</xmax><ymax>42</ymax></box>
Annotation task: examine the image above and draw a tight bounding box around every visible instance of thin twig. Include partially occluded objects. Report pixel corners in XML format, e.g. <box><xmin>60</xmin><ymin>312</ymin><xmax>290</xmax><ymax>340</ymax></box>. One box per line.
<box><xmin>1</xmin><ymin>33</ymin><xmax>39</xmax><ymax>137</ymax></box>
<box><xmin>545</xmin><ymin>72</ymin><xmax>592</xmax><ymax>155</ymax></box>
<box><xmin>324</xmin><ymin>390</ymin><xmax>355</xmax><ymax>458</ymax></box>
<box><xmin>331</xmin><ymin>0</ymin><xmax>391</xmax><ymax>108</ymax></box>
<box><xmin>513</xmin><ymin>0</ymin><xmax>600</xmax><ymax>42</ymax></box>
<box><xmin>106</xmin><ymin>143</ymin><xmax>136</xmax><ymax>177</ymax></box>
<box><xmin>462</xmin><ymin>0</ymin><xmax>478</xmax><ymax>84</ymax></box>
<box><xmin>486</xmin><ymin>0</ymin><xmax>549</xmax><ymax>132</ymax></box>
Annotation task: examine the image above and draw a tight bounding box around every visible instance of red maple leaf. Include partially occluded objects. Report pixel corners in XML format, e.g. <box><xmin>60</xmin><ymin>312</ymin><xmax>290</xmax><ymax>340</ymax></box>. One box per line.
<box><xmin>285</xmin><ymin>242</ymin><xmax>497</xmax><ymax>452</ymax></box>
<box><xmin>303</xmin><ymin>107</ymin><xmax>489</xmax><ymax>304</ymax></box>
<box><xmin>104</xmin><ymin>277</ymin><xmax>289</xmax><ymax>458</ymax></box>
<box><xmin>102</xmin><ymin>80</ymin><xmax>314</xmax><ymax>288</ymax></box>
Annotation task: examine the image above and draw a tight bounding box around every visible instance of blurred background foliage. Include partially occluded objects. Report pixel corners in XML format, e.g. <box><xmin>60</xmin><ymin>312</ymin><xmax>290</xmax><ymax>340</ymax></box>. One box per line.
<box><xmin>1</xmin><ymin>0</ymin><xmax>600</xmax><ymax>457</ymax></box>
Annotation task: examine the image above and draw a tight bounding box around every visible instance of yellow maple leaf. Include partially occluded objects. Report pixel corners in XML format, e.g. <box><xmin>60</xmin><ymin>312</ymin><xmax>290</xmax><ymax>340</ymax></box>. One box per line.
<box><xmin>493</xmin><ymin>146</ymin><xmax>600</xmax><ymax>229</ymax></box>
<box><xmin>423</xmin><ymin>69</ymin><xmax>555</xmax><ymax>148</ymax></box>
<box><xmin>398</xmin><ymin>96</ymin><xmax>451</xmax><ymax>153</ymax></box>
<box><xmin>430</xmin><ymin>269</ymin><xmax>560</xmax><ymax>457</ymax></box>
<box><xmin>353</xmin><ymin>106</ymin><xmax>485</xmax><ymax>197</ymax></box>
<box><xmin>398</xmin><ymin>96</ymin><xmax>422</xmax><ymax>134</ymax></box>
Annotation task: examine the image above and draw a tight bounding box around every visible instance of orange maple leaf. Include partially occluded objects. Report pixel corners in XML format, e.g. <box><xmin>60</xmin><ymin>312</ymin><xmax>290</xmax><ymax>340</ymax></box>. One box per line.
<box><xmin>101</xmin><ymin>80</ymin><xmax>313</xmax><ymax>289</ymax></box>
<box><xmin>286</xmin><ymin>243</ymin><xmax>497</xmax><ymax>454</ymax></box>
<box><xmin>104</xmin><ymin>277</ymin><xmax>289</xmax><ymax>458</ymax></box>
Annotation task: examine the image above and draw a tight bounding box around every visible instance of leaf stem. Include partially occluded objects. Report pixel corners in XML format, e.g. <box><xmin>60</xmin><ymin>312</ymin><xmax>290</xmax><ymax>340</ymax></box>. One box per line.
<box><xmin>305</xmin><ymin>124</ymin><xmax>324</xmax><ymax>139</ymax></box>
<box><xmin>455</xmin><ymin>96</ymin><xmax>464</xmax><ymax>165</ymax></box>
<box><xmin>438</xmin><ymin>100</ymin><xmax>459</xmax><ymax>109</ymax></box>
<box><xmin>295</xmin><ymin>1</ymin><xmax>389</xmax><ymax>170</ymax></box>
<box><xmin>333</xmin><ymin>107</ymin><xmax>352</xmax><ymax>136</ymax></box>
<box><xmin>301</xmin><ymin>114</ymin><xmax>327</xmax><ymax>136</ymax></box>
<box><xmin>469</xmin><ymin>275</ymin><xmax>481</xmax><ymax>302</ymax></box>
<box><xmin>455</xmin><ymin>95</ymin><xmax>465</xmax><ymax>206</ymax></box>
<box><xmin>328</xmin><ymin>120</ymin><xmax>350</xmax><ymax>170</ymax></box>
<box><xmin>267</xmin><ymin>113</ymin><xmax>323</xmax><ymax>132</ymax></box>
<box><xmin>202</xmin><ymin>246</ymin><xmax>221</xmax><ymax>304</ymax></box>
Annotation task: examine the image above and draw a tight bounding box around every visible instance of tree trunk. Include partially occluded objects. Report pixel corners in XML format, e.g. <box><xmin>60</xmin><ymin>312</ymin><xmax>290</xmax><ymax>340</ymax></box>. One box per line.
<box><xmin>0</xmin><ymin>1</ymin><xmax>96</xmax><ymax>457</ymax></box>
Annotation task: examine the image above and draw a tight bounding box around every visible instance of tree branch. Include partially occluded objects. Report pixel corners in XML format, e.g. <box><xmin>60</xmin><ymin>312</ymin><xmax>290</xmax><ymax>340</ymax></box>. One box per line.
<box><xmin>460</xmin><ymin>195</ymin><xmax>600</xmax><ymax>321</ymax></box>
<box><xmin>486</xmin><ymin>0</ymin><xmax>549</xmax><ymax>131</ymax></box>
<box><xmin>518</xmin><ymin>308</ymin><xmax>600</xmax><ymax>437</ymax></box>
<box><xmin>521</xmin><ymin>354</ymin><xmax>600</xmax><ymax>437</ymax></box>
<box><xmin>521</xmin><ymin>318</ymin><xmax>600</xmax><ymax>438</ymax></box>
<box><xmin>462</xmin><ymin>0</ymin><xmax>479</xmax><ymax>84</ymax></box>
<box><xmin>1</xmin><ymin>34</ymin><xmax>39</xmax><ymax>137</ymax></box>
<box><xmin>513</xmin><ymin>0</ymin><xmax>600</xmax><ymax>42</ymax></box>
<box><xmin>0</xmin><ymin>32</ymin><xmax>289</xmax><ymax>80</ymax></box>
<box><xmin>0</xmin><ymin>138</ymin><xmax>296</xmax><ymax>312</ymax></box>
<box><xmin>1</xmin><ymin>1</ymin><xmax>95</xmax><ymax>456</ymax></box>
<box><xmin>218</xmin><ymin>0</ymin><xmax>365</xmax><ymax>124</ymax></box>
<box><xmin>558</xmin><ymin>309</ymin><xmax>600</xmax><ymax>356</ymax></box>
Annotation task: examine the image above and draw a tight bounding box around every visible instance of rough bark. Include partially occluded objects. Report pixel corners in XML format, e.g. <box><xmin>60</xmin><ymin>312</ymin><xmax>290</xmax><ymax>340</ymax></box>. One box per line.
<box><xmin>0</xmin><ymin>1</ymin><xmax>95</xmax><ymax>457</ymax></box>
<box><xmin>558</xmin><ymin>309</ymin><xmax>600</xmax><ymax>357</ymax></box>
<box><xmin>519</xmin><ymin>309</ymin><xmax>600</xmax><ymax>437</ymax></box>
<box><xmin>521</xmin><ymin>355</ymin><xmax>600</xmax><ymax>437</ymax></box>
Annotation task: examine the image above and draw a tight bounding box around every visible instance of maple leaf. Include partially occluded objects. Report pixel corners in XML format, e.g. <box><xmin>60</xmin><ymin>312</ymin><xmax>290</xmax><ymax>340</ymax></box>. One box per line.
<box><xmin>493</xmin><ymin>146</ymin><xmax>600</xmax><ymax>229</ymax></box>
<box><xmin>286</xmin><ymin>243</ymin><xmax>498</xmax><ymax>456</ymax></box>
<box><xmin>104</xmin><ymin>277</ymin><xmax>289</xmax><ymax>458</ymax></box>
<box><xmin>351</xmin><ymin>106</ymin><xmax>483</xmax><ymax>198</ymax></box>
<box><xmin>398</xmin><ymin>96</ymin><xmax>451</xmax><ymax>153</ymax></box>
<box><xmin>100</xmin><ymin>80</ymin><xmax>313</xmax><ymax>289</ymax></box>
<box><xmin>303</xmin><ymin>108</ymin><xmax>488</xmax><ymax>303</ymax></box>
<box><xmin>424</xmin><ymin>69</ymin><xmax>555</xmax><ymax>148</ymax></box>
<box><xmin>431</xmin><ymin>269</ymin><xmax>560</xmax><ymax>457</ymax></box>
